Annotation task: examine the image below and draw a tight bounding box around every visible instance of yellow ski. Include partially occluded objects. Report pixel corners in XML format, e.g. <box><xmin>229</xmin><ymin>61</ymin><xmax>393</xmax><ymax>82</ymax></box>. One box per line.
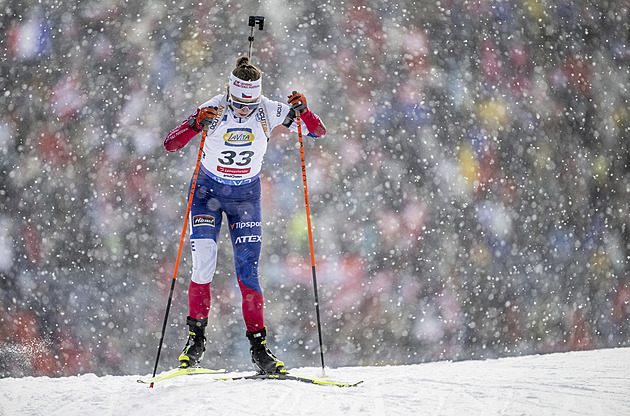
<box><xmin>137</xmin><ymin>367</ymin><xmax>225</xmax><ymax>384</ymax></box>
<box><xmin>219</xmin><ymin>373</ymin><xmax>363</xmax><ymax>387</ymax></box>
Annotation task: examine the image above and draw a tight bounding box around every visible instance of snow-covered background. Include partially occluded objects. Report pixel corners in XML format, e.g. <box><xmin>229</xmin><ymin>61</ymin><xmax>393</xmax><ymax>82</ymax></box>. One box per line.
<box><xmin>1</xmin><ymin>0</ymin><xmax>629</xmax><ymax>383</ymax></box>
<box><xmin>1</xmin><ymin>348</ymin><xmax>630</xmax><ymax>415</ymax></box>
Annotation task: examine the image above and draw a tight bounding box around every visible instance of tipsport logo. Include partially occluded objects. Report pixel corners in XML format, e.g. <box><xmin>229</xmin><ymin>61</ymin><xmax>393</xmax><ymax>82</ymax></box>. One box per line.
<box><xmin>230</xmin><ymin>221</ymin><xmax>262</xmax><ymax>230</ymax></box>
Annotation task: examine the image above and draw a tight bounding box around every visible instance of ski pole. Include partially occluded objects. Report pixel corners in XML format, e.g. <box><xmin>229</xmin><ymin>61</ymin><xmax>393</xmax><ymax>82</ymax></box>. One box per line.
<box><xmin>296</xmin><ymin>109</ymin><xmax>326</xmax><ymax>375</ymax></box>
<box><xmin>150</xmin><ymin>126</ymin><xmax>208</xmax><ymax>387</ymax></box>
<box><xmin>247</xmin><ymin>16</ymin><xmax>265</xmax><ymax>59</ymax></box>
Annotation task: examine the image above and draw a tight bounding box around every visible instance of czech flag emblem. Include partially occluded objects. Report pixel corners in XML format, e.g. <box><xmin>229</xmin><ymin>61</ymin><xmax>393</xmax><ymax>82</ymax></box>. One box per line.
<box><xmin>242</xmin><ymin>93</ymin><xmax>252</xmax><ymax>99</ymax></box>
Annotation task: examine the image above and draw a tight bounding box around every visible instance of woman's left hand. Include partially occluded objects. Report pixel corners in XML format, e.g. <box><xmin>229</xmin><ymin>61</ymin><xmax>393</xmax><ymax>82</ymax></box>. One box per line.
<box><xmin>287</xmin><ymin>91</ymin><xmax>308</xmax><ymax>113</ymax></box>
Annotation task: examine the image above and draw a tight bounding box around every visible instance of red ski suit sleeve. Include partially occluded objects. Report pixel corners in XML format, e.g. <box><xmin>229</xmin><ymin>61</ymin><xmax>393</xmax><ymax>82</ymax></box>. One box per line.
<box><xmin>299</xmin><ymin>109</ymin><xmax>326</xmax><ymax>138</ymax></box>
<box><xmin>164</xmin><ymin>113</ymin><xmax>199</xmax><ymax>152</ymax></box>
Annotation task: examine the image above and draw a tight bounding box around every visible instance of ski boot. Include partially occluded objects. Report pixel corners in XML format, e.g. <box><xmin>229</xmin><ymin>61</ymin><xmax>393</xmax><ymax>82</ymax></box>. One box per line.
<box><xmin>179</xmin><ymin>316</ymin><xmax>207</xmax><ymax>368</ymax></box>
<box><xmin>246</xmin><ymin>327</ymin><xmax>286</xmax><ymax>375</ymax></box>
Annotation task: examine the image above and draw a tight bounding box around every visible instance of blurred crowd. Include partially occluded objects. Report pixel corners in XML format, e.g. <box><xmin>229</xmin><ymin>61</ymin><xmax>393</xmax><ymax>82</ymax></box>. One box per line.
<box><xmin>1</xmin><ymin>0</ymin><xmax>629</xmax><ymax>377</ymax></box>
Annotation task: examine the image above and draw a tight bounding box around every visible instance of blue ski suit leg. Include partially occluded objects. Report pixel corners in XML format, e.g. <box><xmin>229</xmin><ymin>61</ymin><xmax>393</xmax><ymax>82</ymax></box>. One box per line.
<box><xmin>188</xmin><ymin>169</ymin><xmax>264</xmax><ymax>330</ymax></box>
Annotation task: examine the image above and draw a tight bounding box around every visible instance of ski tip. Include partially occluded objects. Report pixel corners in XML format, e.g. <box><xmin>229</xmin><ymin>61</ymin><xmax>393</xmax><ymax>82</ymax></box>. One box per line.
<box><xmin>313</xmin><ymin>378</ymin><xmax>364</xmax><ymax>387</ymax></box>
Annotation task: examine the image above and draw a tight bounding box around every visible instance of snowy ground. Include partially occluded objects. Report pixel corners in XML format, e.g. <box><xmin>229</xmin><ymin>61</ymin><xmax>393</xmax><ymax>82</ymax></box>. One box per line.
<box><xmin>1</xmin><ymin>348</ymin><xmax>629</xmax><ymax>416</ymax></box>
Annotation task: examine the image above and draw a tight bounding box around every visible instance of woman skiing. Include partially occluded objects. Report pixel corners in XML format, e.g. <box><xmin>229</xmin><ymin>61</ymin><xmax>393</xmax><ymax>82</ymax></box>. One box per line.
<box><xmin>164</xmin><ymin>55</ymin><xmax>326</xmax><ymax>374</ymax></box>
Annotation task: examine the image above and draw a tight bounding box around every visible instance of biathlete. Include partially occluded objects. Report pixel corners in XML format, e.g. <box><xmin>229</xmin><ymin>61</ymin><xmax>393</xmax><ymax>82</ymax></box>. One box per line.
<box><xmin>164</xmin><ymin>55</ymin><xmax>326</xmax><ymax>374</ymax></box>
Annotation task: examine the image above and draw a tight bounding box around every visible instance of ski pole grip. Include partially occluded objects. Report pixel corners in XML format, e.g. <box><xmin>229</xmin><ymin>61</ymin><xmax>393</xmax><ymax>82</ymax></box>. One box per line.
<box><xmin>248</xmin><ymin>16</ymin><xmax>265</xmax><ymax>30</ymax></box>
<box><xmin>291</xmin><ymin>91</ymin><xmax>302</xmax><ymax>115</ymax></box>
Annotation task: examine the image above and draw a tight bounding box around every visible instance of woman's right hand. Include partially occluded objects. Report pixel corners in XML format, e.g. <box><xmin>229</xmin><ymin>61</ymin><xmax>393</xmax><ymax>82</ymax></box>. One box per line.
<box><xmin>196</xmin><ymin>106</ymin><xmax>219</xmax><ymax>128</ymax></box>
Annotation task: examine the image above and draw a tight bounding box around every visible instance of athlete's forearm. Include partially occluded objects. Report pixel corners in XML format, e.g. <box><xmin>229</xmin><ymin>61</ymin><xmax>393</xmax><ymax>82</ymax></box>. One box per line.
<box><xmin>300</xmin><ymin>109</ymin><xmax>326</xmax><ymax>138</ymax></box>
<box><xmin>164</xmin><ymin>117</ymin><xmax>198</xmax><ymax>152</ymax></box>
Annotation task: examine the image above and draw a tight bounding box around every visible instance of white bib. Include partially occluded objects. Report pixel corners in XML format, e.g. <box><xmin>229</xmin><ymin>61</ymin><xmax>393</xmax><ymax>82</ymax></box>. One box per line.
<box><xmin>198</xmin><ymin>95</ymin><xmax>289</xmax><ymax>185</ymax></box>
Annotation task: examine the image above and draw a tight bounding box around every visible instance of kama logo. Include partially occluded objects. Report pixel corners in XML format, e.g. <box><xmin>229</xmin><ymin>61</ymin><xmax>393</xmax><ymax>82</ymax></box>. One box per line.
<box><xmin>193</xmin><ymin>215</ymin><xmax>215</xmax><ymax>227</ymax></box>
<box><xmin>223</xmin><ymin>128</ymin><xmax>254</xmax><ymax>146</ymax></box>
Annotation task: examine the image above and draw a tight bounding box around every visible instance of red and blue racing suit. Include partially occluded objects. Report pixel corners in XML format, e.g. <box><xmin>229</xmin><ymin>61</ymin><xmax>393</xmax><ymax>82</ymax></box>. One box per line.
<box><xmin>164</xmin><ymin>94</ymin><xmax>326</xmax><ymax>332</ymax></box>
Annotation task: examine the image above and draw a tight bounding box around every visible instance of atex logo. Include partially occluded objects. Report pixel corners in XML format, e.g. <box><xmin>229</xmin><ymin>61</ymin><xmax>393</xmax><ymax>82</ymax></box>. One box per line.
<box><xmin>193</xmin><ymin>215</ymin><xmax>215</xmax><ymax>227</ymax></box>
<box><xmin>234</xmin><ymin>235</ymin><xmax>262</xmax><ymax>244</ymax></box>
